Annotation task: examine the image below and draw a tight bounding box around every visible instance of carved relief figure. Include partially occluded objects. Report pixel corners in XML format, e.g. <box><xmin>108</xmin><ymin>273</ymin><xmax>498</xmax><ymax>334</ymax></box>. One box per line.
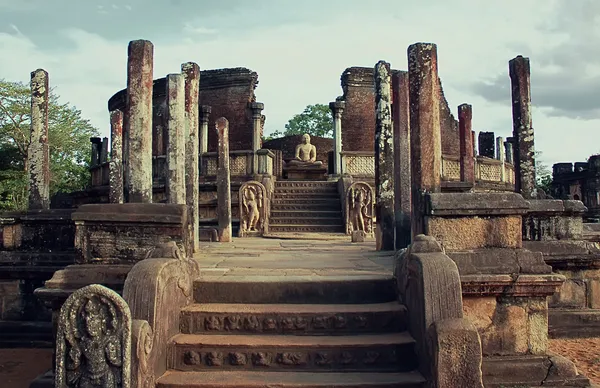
<box><xmin>346</xmin><ymin>182</ymin><xmax>374</xmax><ymax>236</ymax></box>
<box><xmin>239</xmin><ymin>181</ymin><xmax>268</xmax><ymax>237</ymax></box>
<box><xmin>56</xmin><ymin>284</ymin><xmax>131</xmax><ymax>388</ymax></box>
<box><xmin>285</xmin><ymin>134</ymin><xmax>323</xmax><ymax>167</ymax></box>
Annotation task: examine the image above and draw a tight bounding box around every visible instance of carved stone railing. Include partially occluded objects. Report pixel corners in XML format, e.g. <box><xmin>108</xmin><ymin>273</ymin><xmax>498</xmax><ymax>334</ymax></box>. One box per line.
<box><xmin>441</xmin><ymin>155</ymin><xmax>460</xmax><ymax>181</ymax></box>
<box><xmin>256</xmin><ymin>149</ymin><xmax>275</xmax><ymax>176</ymax></box>
<box><xmin>341</xmin><ymin>151</ymin><xmax>375</xmax><ymax>178</ymax></box>
<box><xmin>201</xmin><ymin>150</ymin><xmax>253</xmax><ymax>177</ymax></box>
<box><xmin>475</xmin><ymin>156</ymin><xmax>514</xmax><ymax>184</ymax></box>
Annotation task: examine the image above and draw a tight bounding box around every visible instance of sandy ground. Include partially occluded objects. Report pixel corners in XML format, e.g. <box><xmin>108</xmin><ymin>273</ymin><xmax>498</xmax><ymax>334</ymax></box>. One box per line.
<box><xmin>0</xmin><ymin>339</ymin><xmax>599</xmax><ymax>387</ymax></box>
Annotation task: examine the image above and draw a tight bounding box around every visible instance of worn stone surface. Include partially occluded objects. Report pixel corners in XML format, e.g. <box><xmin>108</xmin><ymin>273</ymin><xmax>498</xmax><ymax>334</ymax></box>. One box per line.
<box><xmin>408</xmin><ymin>43</ymin><xmax>441</xmax><ymax>237</ymax></box>
<box><xmin>329</xmin><ymin>100</ymin><xmax>345</xmax><ymax>175</ymax></box>
<box><xmin>55</xmin><ymin>284</ymin><xmax>131</xmax><ymax>388</ymax></box>
<box><xmin>239</xmin><ymin>181</ymin><xmax>267</xmax><ymax>237</ymax></box>
<box><xmin>109</xmin><ymin>110</ymin><xmax>124</xmax><ymax>204</ymax></box>
<box><xmin>340</xmin><ymin>67</ymin><xmax>376</xmax><ymax>153</ymax></box>
<box><xmin>216</xmin><ymin>117</ymin><xmax>232</xmax><ymax>242</ymax></box>
<box><xmin>125</xmin><ymin>40</ymin><xmax>154</xmax><ymax>203</ymax></box>
<box><xmin>391</xmin><ymin>71</ymin><xmax>411</xmax><ymax>249</ymax></box>
<box><xmin>165</xmin><ymin>73</ymin><xmax>186</xmax><ymax>205</ymax></box>
<box><xmin>28</xmin><ymin>69</ymin><xmax>50</xmax><ymax>210</ymax></box>
<box><xmin>510</xmin><ymin>55</ymin><xmax>537</xmax><ymax>199</ymax></box>
<box><xmin>374</xmin><ymin>60</ymin><xmax>395</xmax><ymax>251</ymax></box>
<box><xmin>345</xmin><ymin>182</ymin><xmax>374</xmax><ymax>236</ymax></box>
<box><xmin>478</xmin><ymin>131</ymin><xmax>495</xmax><ymax>158</ymax></box>
<box><xmin>458</xmin><ymin>104</ymin><xmax>474</xmax><ymax>184</ymax></box>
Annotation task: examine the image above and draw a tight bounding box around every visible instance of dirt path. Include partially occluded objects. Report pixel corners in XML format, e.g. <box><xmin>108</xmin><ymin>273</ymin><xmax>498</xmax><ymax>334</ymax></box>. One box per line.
<box><xmin>549</xmin><ymin>337</ymin><xmax>600</xmax><ymax>385</ymax></box>
<box><xmin>0</xmin><ymin>348</ymin><xmax>52</xmax><ymax>388</ymax></box>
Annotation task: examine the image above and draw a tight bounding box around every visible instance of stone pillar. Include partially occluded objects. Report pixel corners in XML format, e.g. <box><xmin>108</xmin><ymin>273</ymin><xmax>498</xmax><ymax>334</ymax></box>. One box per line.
<box><xmin>329</xmin><ymin>100</ymin><xmax>345</xmax><ymax>176</ymax></box>
<box><xmin>182</xmin><ymin>62</ymin><xmax>200</xmax><ymax>253</ymax></box>
<box><xmin>165</xmin><ymin>73</ymin><xmax>186</xmax><ymax>205</ymax></box>
<box><xmin>408</xmin><ymin>43</ymin><xmax>442</xmax><ymax>237</ymax></box>
<box><xmin>199</xmin><ymin>105</ymin><xmax>211</xmax><ymax>174</ymax></box>
<box><xmin>472</xmin><ymin>131</ymin><xmax>476</xmax><ymax>158</ymax></box>
<box><xmin>216</xmin><ymin>117</ymin><xmax>232</xmax><ymax>242</ymax></box>
<box><xmin>100</xmin><ymin>137</ymin><xmax>109</xmax><ymax>163</ymax></box>
<box><xmin>497</xmin><ymin>136</ymin><xmax>506</xmax><ymax>182</ymax></box>
<box><xmin>374</xmin><ymin>60</ymin><xmax>395</xmax><ymax>251</ymax></box>
<box><xmin>391</xmin><ymin>70</ymin><xmax>411</xmax><ymax>249</ymax></box>
<box><xmin>249</xmin><ymin>102</ymin><xmax>264</xmax><ymax>175</ymax></box>
<box><xmin>510</xmin><ymin>55</ymin><xmax>536</xmax><ymax>199</ymax></box>
<box><xmin>478</xmin><ymin>131</ymin><xmax>495</xmax><ymax>158</ymax></box>
<box><xmin>458</xmin><ymin>104</ymin><xmax>475</xmax><ymax>184</ymax></box>
<box><xmin>109</xmin><ymin>110</ymin><xmax>124</xmax><ymax>204</ymax></box>
<box><xmin>90</xmin><ymin>137</ymin><xmax>102</xmax><ymax>166</ymax></box>
<box><xmin>125</xmin><ymin>40</ymin><xmax>154</xmax><ymax>203</ymax></box>
<box><xmin>505</xmin><ymin>141</ymin><xmax>514</xmax><ymax>165</ymax></box>
<box><xmin>28</xmin><ymin>69</ymin><xmax>50</xmax><ymax>210</ymax></box>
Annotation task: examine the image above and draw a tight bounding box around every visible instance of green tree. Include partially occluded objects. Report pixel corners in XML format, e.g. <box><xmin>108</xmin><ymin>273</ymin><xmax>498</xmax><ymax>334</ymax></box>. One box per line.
<box><xmin>535</xmin><ymin>150</ymin><xmax>552</xmax><ymax>195</ymax></box>
<box><xmin>0</xmin><ymin>79</ymin><xmax>99</xmax><ymax>210</ymax></box>
<box><xmin>271</xmin><ymin>103</ymin><xmax>333</xmax><ymax>139</ymax></box>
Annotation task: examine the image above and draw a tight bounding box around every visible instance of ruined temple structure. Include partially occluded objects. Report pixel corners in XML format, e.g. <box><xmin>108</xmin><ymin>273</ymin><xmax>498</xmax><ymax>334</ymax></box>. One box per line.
<box><xmin>552</xmin><ymin>155</ymin><xmax>600</xmax><ymax>221</ymax></box>
<box><xmin>0</xmin><ymin>37</ymin><xmax>598</xmax><ymax>388</ymax></box>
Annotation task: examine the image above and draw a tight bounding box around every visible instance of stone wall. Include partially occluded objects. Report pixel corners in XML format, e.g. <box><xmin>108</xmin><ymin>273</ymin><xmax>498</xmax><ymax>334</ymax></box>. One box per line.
<box><xmin>0</xmin><ymin>280</ymin><xmax>20</xmax><ymax>320</ymax></box>
<box><xmin>263</xmin><ymin>135</ymin><xmax>333</xmax><ymax>168</ymax></box>
<box><xmin>552</xmin><ymin>155</ymin><xmax>600</xmax><ymax>221</ymax></box>
<box><xmin>438</xmin><ymin>78</ymin><xmax>460</xmax><ymax>157</ymax></box>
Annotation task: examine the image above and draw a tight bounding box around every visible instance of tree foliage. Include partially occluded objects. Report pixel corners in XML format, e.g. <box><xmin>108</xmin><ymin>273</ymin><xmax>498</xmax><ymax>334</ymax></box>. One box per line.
<box><xmin>535</xmin><ymin>150</ymin><xmax>552</xmax><ymax>194</ymax></box>
<box><xmin>270</xmin><ymin>103</ymin><xmax>333</xmax><ymax>139</ymax></box>
<box><xmin>0</xmin><ymin>79</ymin><xmax>99</xmax><ymax>211</ymax></box>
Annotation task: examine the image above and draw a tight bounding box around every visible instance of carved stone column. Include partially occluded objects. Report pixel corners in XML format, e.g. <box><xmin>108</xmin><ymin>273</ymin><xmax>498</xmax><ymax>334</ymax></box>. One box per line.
<box><xmin>199</xmin><ymin>105</ymin><xmax>211</xmax><ymax>174</ymax></box>
<box><xmin>109</xmin><ymin>110</ymin><xmax>124</xmax><ymax>204</ymax></box>
<box><xmin>249</xmin><ymin>102</ymin><xmax>264</xmax><ymax>175</ymax></box>
<box><xmin>374</xmin><ymin>60</ymin><xmax>395</xmax><ymax>251</ymax></box>
<box><xmin>28</xmin><ymin>69</ymin><xmax>50</xmax><ymax>210</ymax></box>
<box><xmin>329</xmin><ymin>100</ymin><xmax>345</xmax><ymax>176</ymax></box>
<box><xmin>165</xmin><ymin>73</ymin><xmax>186</xmax><ymax>205</ymax></box>
<box><xmin>216</xmin><ymin>117</ymin><xmax>232</xmax><ymax>242</ymax></box>
<box><xmin>458</xmin><ymin>104</ymin><xmax>474</xmax><ymax>185</ymax></box>
<box><xmin>497</xmin><ymin>136</ymin><xmax>506</xmax><ymax>182</ymax></box>
<box><xmin>125</xmin><ymin>40</ymin><xmax>154</xmax><ymax>203</ymax></box>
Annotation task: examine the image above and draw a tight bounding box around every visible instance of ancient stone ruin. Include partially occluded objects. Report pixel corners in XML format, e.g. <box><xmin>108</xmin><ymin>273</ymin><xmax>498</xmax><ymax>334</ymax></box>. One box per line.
<box><xmin>0</xmin><ymin>37</ymin><xmax>598</xmax><ymax>388</ymax></box>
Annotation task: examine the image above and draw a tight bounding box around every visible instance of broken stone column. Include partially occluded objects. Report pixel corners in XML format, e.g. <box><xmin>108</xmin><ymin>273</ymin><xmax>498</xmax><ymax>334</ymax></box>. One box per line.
<box><xmin>182</xmin><ymin>62</ymin><xmax>200</xmax><ymax>252</ymax></box>
<box><xmin>216</xmin><ymin>117</ymin><xmax>232</xmax><ymax>242</ymax></box>
<box><xmin>249</xmin><ymin>102</ymin><xmax>264</xmax><ymax>175</ymax></box>
<box><xmin>391</xmin><ymin>70</ymin><xmax>411</xmax><ymax>249</ymax></box>
<box><xmin>497</xmin><ymin>136</ymin><xmax>506</xmax><ymax>181</ymax></box>
<box><xmin>109</xmin><ymin>110</ymin><xmax>124</xmax><ymax>204</ymax></box>
<box><xmin>165</xmin><ymin>73</ymin><xmax>186</xmax><ymax>204</ymax></box>
<box><xmin>100</xmin><ymin>137</ymin><xmax>109</xmax><ymax>164</ymax></box>
<box><xmin>90</xmin><ymin>137</ymin><xmax>102</xmax><ymax>166</ymax></box>
<box><xmin>510</xmin><ymin>55</ymin><xmax>537</xmax><ymax>199</ymax></box>
<box><xmin>458</xmin><ymin>104</ymin><xmax>475</xmax><ymax>184</ymax></box>
<box><xmin>505</xmin><ymin>140</ymin><xmax>514</xmax><ymax>165</ymax></box>
<box><xmin>125</xmin><ymin>39</ymin><xmax>154</xmax><ymax>203</ymax></box>
<box><xmin>478</xmin><ymin>131</ymin><xmax>495</xmax><ymax>158</ymax></box>
<box><xmin>199</xmin><ymin>105</ymin><xmax>211</xmax><ymax>174</ymax></box>
<box><xmin>408</xmin><ymin>43</ymin><xmax>442</xmax><ymax>237</ymax></box>
<box><xmin>472</xmin><ymin>131</ymin><xmax>476</xmax><ymax>159</ymax></box>
<box><xmin>374</xmin><ymin>60</ymin><xmax>395</xmax><ymax>251</ymax></box>
<box><xmin>28</xmin><ymin>69</ymin><xmax>50</xmax><ymax>210</ymax></box>
<box><xmin>329</xmin><ymin>100</ymin><xmax>345</xmax><ymax>176</ymax></box>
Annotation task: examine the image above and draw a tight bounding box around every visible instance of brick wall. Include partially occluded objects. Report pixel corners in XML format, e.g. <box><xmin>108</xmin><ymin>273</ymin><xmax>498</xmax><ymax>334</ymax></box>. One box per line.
<box><xmin>438</xmin><ymin>77</ymin><xmax>460</xmax><ymax>157</ymax></box>
<box><xmin>263</xmin><ymin>135</ymin><xmax>333</xmax><ymax>169</ymax></box>
<box><xmin>340</xmin><ymin>67</ymin><xmax>376</xmax><ymax>152</ymax></box>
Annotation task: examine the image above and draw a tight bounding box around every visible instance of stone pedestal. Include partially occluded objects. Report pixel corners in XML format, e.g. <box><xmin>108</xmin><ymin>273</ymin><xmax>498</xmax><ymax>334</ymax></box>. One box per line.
<box><xmin>283</xmin><ymin>165</ymin><xmax>327</xmax><ymax>181</ymax></box>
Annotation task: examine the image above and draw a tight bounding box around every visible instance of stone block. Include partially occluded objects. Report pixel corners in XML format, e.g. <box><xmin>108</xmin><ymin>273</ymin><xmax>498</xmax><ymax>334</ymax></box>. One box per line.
<box><xmin>1</xmin><ymin>294</ymin><xmax>22</xmax><ymax>320</ymax></box>
<box><xmin>427</xmin><ymin>215</ymin><xmax>522</xmax><ymax>251</ymax></box>
<box><xmin>588</xmin><ymin>278</ymin><xmax>600</xmax><ymax>309</ymax></box>
<box><xmin>351</xmin><ymin>230</ymin><xmax>365</xmax><ymax>242</ymax></box>
<box><xmin>549</xmin><ymin>277</ymin><xmax>586</xmax><ymax>309</ymax></box>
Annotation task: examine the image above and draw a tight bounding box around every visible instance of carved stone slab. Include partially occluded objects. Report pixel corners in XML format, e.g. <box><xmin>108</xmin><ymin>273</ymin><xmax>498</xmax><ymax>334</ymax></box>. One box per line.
<box><xmin>56</xmin><ymin>284</ymin><xmax>132</xmax><ymax>388</ymax></box>
<box><xmin>238</xmin><ymin>181</ymin><xmax>268</xmax><ymax>237</ymax></box>
<box><xmin>345</xmin><ymin>182</ymin><xmax>374</xmax><ymax>236</ymax></box>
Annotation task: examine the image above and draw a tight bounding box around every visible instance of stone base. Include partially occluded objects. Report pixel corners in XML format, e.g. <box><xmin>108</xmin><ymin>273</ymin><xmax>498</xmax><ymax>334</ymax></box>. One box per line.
<box><xmin>482</xmin><ymin>354</ymin><xmax>591</xmax><ymax>387</ymax></box>
<box><xmin>283</xmin><ymin>166</ymin><xmax>327</xmax><ymax>180</ymax></box>
<box><xmin>29</xmin><ymin>370</ymin><xmax>53</xmax><ymax>388</ymax></box>
<box><xmin>351</xmin><ymin>230</ymin><xmax>366</xmax><ymax>242</ymax></box>
<box><xmin>549</xmin><ymin>308</ymin><xmax>600</xmax><ymax>338</ymax></box>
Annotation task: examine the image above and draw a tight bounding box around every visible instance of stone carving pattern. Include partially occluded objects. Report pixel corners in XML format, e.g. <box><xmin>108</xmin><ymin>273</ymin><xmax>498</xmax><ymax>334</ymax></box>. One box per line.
<box><xmin>345</xmin><ymin>155</ymin><xmax>375</xmax><ymax>177</ymax></box>
<box><xmin>506</xmin><ymin>164</ymin><xmax>515</xmax><ymax>184</ymax></box>
<box><xmin>441</xmin><ymin>157</ymin><xmax>461</xmax><ymax>181</ymax></box>
<box><xmin>239</xmin><ymin>181</ymin><xmax>268</xmax><ymax>237</ymax></box>
<box><xmin>345</xmin><ymin>182</ymin><xmax>374</xmax><ymax>236</ymax></box>
<box><xmin>56</xmin><ymin>284</ymin><xmax>131</xmax><ymax>388</ymax></box>
<box><xmin>205</xmin><ymin>159</ymin><xmax>217</xmax><ymax>176</ymax></box>
<box><xmin>478</xmin><ymin>161</ymin><xmax>502</xmax><ymax>182</ymax></box>
<box><xmin>230</xmin><ymin>155</ymin><xmax>246</xmax><ymax>176</ymax></box>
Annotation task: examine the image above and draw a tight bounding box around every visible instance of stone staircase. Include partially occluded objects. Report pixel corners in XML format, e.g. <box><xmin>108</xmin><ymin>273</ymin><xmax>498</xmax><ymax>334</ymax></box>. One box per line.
<box><xmin>269</xmin><ymin>181</ymin><xmax>344</xmax><ymax>234</ymax></box>
<box><xmin>156</xmin><ymin>275</ymin><xmax>426</xmax><ymax>387</ymax></box>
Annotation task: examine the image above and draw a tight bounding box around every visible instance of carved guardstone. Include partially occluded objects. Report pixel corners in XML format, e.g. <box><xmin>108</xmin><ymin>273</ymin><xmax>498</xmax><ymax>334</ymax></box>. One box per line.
<box><xmin>55</xmin><ymin>284</ymin><xmax>131</xmax><ymax>388</ymax></box>
<box><xmin>346</xmin><ymin>182</ymin><xmax>374</xmax><ymax>237</ymax></box>
<box><xmin>238</xmin><ymin>181</ymin><xmax>268</xmax><ymax>237</ymax></box>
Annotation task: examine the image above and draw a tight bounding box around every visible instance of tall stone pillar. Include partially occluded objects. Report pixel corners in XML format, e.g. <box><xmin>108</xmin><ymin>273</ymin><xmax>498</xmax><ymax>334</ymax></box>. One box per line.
<box><xmin>472</xmin><ymin>131</ymin><xmax>476</xmax><ymax>158</ymax></box>
<box><xmin>199</xmin><ymin>105</ymin><xmax>211</xmax><ymax>174</ymax></box>
<box><xmin>165</xmin><ymin>73</ymin><xmax>186</xmax><ymax>204</ymax></box>
<box><xmin>497</xmin><ymin>136</ymin><xmax>506</xmax><ymax>182</ymax></box>
<box><xmin>408</xmin><ymin>43</ymin><xmax>442</xmax><ymax>237</ymax></box>
<box><xmin>216</xmin><ymin>117</ymin><xmax>232</xmax><ymax>242</ymax></box>
<box><xmin>100</xmin><ymin>137</ymin><xmax>109</xmax><ymax>163</ymax></box>
<box><xmin>28</xmin><ymin>69</ymin><xmax>50</xmax><ymax>210</ymax></box>
<box><xmin>391</xmin><ymin>71</ymin><xmax>411</xmax><ymax>249</ymax></box>
<box><xmin>458</xmin><ymin>104</ymin><xmax>474</xmax><ymax>184</ymax></box>
<box><xmin>374</xmin><ymin>60</ymin><xmax>395</xmax><ymax>251</ymax></box>
<box><xmin>510</xmin><ymin>55</ymin><xmax>536</xmax><ymax>199</ymax></box>
<box><xmin>125</xmin><ymin>40</ymin><xmax>154</xmax><ymax>203</ymax></box>
<box><xmin>109</xmin><ymin>110</ymin><xmax>124</xmax><ymax>204</ymax></box>
<box><xmin>90</xmin><ymin>137</ymin><xmax>102</xmax><ymax>166</ymax></box>
<box><xmin>329</xmin><ymin>100</ymin><xmax>345</xmax><ymax>176</ymax></box>
<box><xmin>182</xmin><ymin>62</ymin><xmax>200</xmax><ymax>252</ymax></box>
<box><xmin>249</xmin><ymin>102</ymin><xmax>264</xmax><ymax>175</ymax></box>
<box><xmin>505</xmin><ymin>141</ymin><xmax>514</xmax><ymax>165</ymax></box>
<box><xmin>478</xmin><ymin>131</ymin><xmax>495</xmax><ymax>158</ymax></box>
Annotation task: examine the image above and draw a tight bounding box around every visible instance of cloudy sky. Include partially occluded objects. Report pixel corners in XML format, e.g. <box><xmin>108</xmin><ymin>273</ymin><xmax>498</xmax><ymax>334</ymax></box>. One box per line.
<box><xmin>0</xmin><ymin>0</ymin><xmax>597</xmax><ymax>168</ymax></box>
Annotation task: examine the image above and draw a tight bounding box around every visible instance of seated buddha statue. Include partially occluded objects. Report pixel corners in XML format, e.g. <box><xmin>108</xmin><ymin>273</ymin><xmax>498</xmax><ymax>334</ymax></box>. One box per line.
<box><xmin>285</xmin><ymin>134</ymin><xmax>323</xmax><ymax>167</ymax></box>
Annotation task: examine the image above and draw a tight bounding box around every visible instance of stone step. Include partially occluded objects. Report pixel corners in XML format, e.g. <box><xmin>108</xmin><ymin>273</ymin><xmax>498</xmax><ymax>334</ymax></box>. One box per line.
<box><xmin>270</xmin><ymin>204</ymin><xmax>341</xmax><ymax>212</ymax></box>
<box><xmin>0</xmin><ymin>321</ymin><xmax>54</xmax><ymax>348</ymax></box>
<box><xmin>270</xmin><ymin>217</ymin><xmax>343</xmax><ymax>226</ymax></box>
<box><xmin>274</xmin><ymin>192</ymin><xmax>340</xmax><ymax>199</ymax></box>
<box><xmin>194</xmin><ymin>275</ymin><xmax>396</xmax><ymax>304</ymax></box>
<box><xmin>271</xmin><ymin>210</ymin><xmax>342</xmax><ymax>219</ymax></box>
<box><xmin>275</xmin><ymin>181</ymin><xmax>338</xmax><ymax>188</ymax></box>
<box><xmin>167</xmin><ymin>333</ymin><xmax>418</xmax><ymax>372</ymax></box>
<box><xmin>272</xmin><ymin>198</ymin><xmax>341</xmax><ymax>206</ymax></box>
<box><xmin>268</xmin><ymin>225</ymin><xmax>346</xmax><ymax>234</ymax></box>
<box><xmin>180</xmin><ymin>302</ymin><xmax>407</xmax><ymax>335</ymax></box>
<box><xmin>156</xmin><ymin>371</ymin><xmax>426</xmax><ymax>388</ymax></box>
